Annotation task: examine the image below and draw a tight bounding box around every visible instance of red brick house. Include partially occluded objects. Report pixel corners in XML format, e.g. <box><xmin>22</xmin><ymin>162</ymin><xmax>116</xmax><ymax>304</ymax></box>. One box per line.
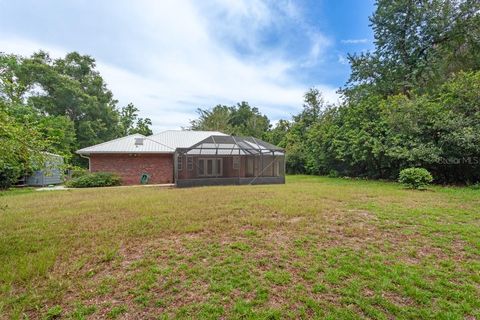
<box><xmin>77</xmin><ymin>130</ymin><xmax>285</xmax><ymax>187</ymax></box>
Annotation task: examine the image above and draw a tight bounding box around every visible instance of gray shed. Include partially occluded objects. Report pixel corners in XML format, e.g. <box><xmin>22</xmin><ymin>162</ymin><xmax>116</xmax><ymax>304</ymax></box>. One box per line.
<box><xmin>25</xmin><ymin>153</ymin><xmax>64</xmax><ymax>186</ymax></box>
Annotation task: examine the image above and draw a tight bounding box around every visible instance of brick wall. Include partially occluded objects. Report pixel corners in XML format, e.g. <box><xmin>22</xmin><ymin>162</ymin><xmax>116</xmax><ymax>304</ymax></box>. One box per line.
<box><xmin>89</xmin><ymin>153</ymin><xmax>173</xmax><ymax>185</ymax></box>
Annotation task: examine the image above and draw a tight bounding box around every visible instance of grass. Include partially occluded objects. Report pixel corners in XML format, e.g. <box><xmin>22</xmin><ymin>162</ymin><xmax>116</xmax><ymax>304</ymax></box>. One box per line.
<box><xmin>0</xmin><ymin>175</ymin><xmax>479</xmax><ymax>319</ymax></box>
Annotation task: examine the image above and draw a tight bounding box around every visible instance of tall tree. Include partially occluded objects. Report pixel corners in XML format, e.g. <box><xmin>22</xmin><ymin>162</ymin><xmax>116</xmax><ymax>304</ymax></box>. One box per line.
<box><xmin>119</xmin><ymin>103</ymin><xmax>153</xmax><ymax>136</ymax></box>
<box><xmin>189</xmin><ymin>105</ymin><xmax>232</xmax><ymax>133</ymax></box>
<box><xmin>344</xmin><ymin>0</ymin><xmax>480</xmax><ymax>98</ymax></box>
<box><xmin>282</xmin><ymin>88</ymin><xmax>329</xmax><ymax>173</ymax></box>
<box><xmin>25</xmin><ymin>51</ymin><xmax>122</xmax><ymax>148</ymax></box>
<box><xmin>264</xmin><ymin>119</ymin><xmax>290</xmax><ymax>147</ymax></box>
<box><xmin>190</xmin><ymin>102</ymin><xmax>270</xmax><ymax>138</ymax></box>
<box><xmin>0</xmin><ymin>51</ymin><xmax>153</xmax><ymax>162</ymax></box>
<box><xmin>0</xmin><ymin>51</ymin><xmax>153</xmax><ymax>169</ymax></box>
<box><xmin>0</xmin><ymin>101</ymin><xmax>48</xmax><ymax>188</ymax></box>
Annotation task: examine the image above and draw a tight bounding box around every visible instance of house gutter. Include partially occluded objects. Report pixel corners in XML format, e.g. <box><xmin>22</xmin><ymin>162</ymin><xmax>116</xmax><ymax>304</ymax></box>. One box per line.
<box><xmin>79</xmin><ymin>153</ymin><xmax>91</xmax><ymax>172</ymax></box>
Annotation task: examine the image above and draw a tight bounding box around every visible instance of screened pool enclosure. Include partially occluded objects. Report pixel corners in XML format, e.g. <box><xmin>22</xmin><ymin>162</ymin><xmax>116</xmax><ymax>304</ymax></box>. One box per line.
<box><xmin>175</xmin><ymin>135</ymin><xmax>285</xmax><ymax>187</ymax></box>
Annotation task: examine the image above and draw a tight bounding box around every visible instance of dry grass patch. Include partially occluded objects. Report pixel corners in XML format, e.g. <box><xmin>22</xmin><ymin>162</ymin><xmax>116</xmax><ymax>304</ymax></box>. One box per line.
<box><xmin>0</xmin><ymin>176</ymin><xmax>479</xmax><ymax>319</ymax></box>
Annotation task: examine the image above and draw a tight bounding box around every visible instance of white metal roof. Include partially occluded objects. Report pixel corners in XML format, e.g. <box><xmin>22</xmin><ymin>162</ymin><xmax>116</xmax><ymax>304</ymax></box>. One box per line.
<box><xmin>149</xmin><ymin>130</ymin><xmax>226</xmax><ymax>149</ymax></box>
<box><xmin>76</xmin><ymin>131</ymin><xmax>226</xmax><ymax>155</ymax></box>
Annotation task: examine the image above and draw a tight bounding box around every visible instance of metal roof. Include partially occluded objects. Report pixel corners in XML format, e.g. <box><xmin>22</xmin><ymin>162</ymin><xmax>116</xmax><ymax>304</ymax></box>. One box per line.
<box><xmin>76</xmin><ymin>131</ymin><xmax>227</xmax><ymax>155</ymax></box>
<box><xmin>149</xmin><ymin>130</ymin><xmax>226</xmax><ymax>149</ymax></box>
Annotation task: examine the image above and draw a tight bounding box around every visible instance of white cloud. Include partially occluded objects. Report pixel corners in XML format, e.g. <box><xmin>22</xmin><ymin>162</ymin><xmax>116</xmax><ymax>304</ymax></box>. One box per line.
<box><xmin>0</xmin><ymin>0</ymin><xmax>339</xmax><ymax>132</ymax></box>
<box><xmin>341</xmin><ymin>38</ymin><xmax>369</xmax><ymax>44</ymax></box>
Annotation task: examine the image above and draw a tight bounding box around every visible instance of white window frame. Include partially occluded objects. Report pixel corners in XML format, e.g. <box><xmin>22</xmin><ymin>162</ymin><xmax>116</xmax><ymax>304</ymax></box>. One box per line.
<box><xmin>246</xmin><ymin>157</ymin><xmax>254</xmax><ymax>176</ymax></box>
<box><xmin>178</xmin><ymin>155</ymin><xmax>183</xmax><ymax>171</ymax></box>
<box><xmin>233</xmin><ymin>156</ymin><xmax>240</xmax><ymax>170</ymax></box>
<box><xmin>187</xmin><ymin>156</ymin><xmax>193</xmax><ymax>171</ymax></box>
<box><xmin>198</xmin><ymin>158</ymin><xmax>223</xmax><ymax>177</ymax></box>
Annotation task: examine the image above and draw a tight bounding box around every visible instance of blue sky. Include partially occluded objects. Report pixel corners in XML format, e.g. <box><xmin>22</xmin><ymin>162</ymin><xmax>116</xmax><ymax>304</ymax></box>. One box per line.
<box><xmin>0</xmin><ymin>0</ymin><xmax>375</xmax><ymax>132</ymax></box>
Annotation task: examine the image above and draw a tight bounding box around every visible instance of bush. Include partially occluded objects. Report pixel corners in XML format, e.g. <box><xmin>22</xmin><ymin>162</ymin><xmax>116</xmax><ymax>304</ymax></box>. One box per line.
<box><xmin>71</xmin><ymin>168</ymin><xmax>89</xmax><ymax>179</ymax></box>
<box><xmin>0</xmin><ymin>165</ymin><xmax>22</xmax><ymax>189</ymax></box>
<box><xmin>469</xmin><ymin>183</ymin><xmax>480</xmax><ymax>190</ymax></box>
<box><xmin>327</xmin><ymin>170</ymin><xmax>339</xmax><ymax>178</ymax></box>
<box><xmin>398</xmin><ymin>168</ymin><xmax>433</xmax><ymax>189</ymax></box>
<box><xmin>65</xmin><ymin>172</ymin><xmax>121</xmax><ymax>188</ymax></box>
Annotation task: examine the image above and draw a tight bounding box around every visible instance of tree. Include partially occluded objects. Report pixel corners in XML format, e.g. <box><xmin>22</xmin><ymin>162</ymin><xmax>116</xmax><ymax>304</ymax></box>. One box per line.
<box><xmin>190</xmin><ymin>102</ymin><xmax>270</xmax><ymax>138</ymax></box>
<box><xmin>189</xmin><ymin>105</ymin><xmax>232</xmax><ymax>133</ymax></box>
<box><xmin>119</xmin><ymin>103</ymin><xmax>153</xmax><ymax>136</ymax></box>
<box><xmin>281</xmin><ymin>88</ymin><xmax>329</xmax><ymax>174</ymax></box>
<box><xmin>0</xmin><ymin>101</ymin><xmax>47</xmax><ymax>188</ymax></box>
<box><xmin>293</xmin><ymin>88</ymin><xmax>324</xmax><ymax>127</ymax></box>
<box><xmin>344</xmin><ymin>0</ymin><xmax>480</xmax><ymax>98</ymax></box>
<box><xmin>25</xmin><ymin>52</ymin><xmax>122</xmax><ymax>149</ymax></box>
<box><xmin>264</xmin><ymin>119</ymin><xmax>290</xmax><ymax>147</ymax></box>
<box><xmin>229</xmin><ymin>102</ymin><xmax>271</xmax><ymax>137</ymax></box>
<box><xmin>0</xmin><ymin>51</ymin><xmax>153</xmax><ymax>168</ymax></box>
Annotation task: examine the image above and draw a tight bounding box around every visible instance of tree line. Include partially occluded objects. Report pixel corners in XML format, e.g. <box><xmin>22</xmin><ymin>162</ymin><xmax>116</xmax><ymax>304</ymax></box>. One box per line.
<box><xmin>1</xmin><ymin>0</ymin><xmax>479</xmax><ymax>187</ymax></box>
<box><xmin>190</xmin><ymin>0</ymin><xmax>480</xmax><ymax>184</ymax></box>
<box><xmin>0</xmin><ymin>51</ymin><xmax>153</xmax><ymax>187</ymax></box>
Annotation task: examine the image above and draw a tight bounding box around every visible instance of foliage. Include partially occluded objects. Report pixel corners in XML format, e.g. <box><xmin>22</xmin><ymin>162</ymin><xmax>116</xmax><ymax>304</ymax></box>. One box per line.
<box><xmin>281</xmin><ymin>71</ymin><xmax>480</xmax><ymax>183</ymax></box>
<box><xmin>263</xmin><ymin>119</ymin><xmax>289</xmax><ymax>147</ymax></box>
<box><xmin>119</xmin><ymin>103</ymin><xmax>153</xmax><ymax>136</ymax></box>
<box><xmin>0</xmin><ymin>165</ymin><xmax>21</xmax><ymax>190</ymax></box>
<box><xmin>1</xmin><ymin>51</ymin><xmax>121</xmax><ymax>150</ymax></box>
<box><xmin>343</xmin><ymin>0</ymin><xmax>480</xmax><ymax>98</ymax></box>
<box><xmin>65</xmin><ymin>172</ymin><xmax>121</xmax><ymax>188</ymax></box>
<box><xmin>274</xmin><ymin>1</ymin><xmax>480</xmax><ymax>184</ymax></box>
<box><xmin>274</xmin><ymin>88</ymin><xmax>330</xmax><ymax>174</ymax></box>
<box><xmin>398</xmin><ymin>167</ymin><xmax>433</xmax><ymax>189</ymax></box>
<box><xmin>190</xmin><ymin>101</ymin><xmax>270</xmax><ymax>138</ymax></box>
<box><xmin>0</xmin><ymin>102</ymin><xmax>47</xmax><ymax>189</ymax></box>
<box><xmin>0</xmin><ymin>51</ymin><xmax>152</xmax><ymax>169</ymax></box>
<box><xmin>70</xmin><ymin>168</ymin><xmax>89</xmax><ymax>179</ymax></box>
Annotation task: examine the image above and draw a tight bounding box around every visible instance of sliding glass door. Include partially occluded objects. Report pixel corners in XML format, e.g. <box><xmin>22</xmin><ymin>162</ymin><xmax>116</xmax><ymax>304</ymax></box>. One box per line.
<box><xmin>198</xmin><ymin>158</ymin><xmax>223</xmax><ymax>177</ymax></box>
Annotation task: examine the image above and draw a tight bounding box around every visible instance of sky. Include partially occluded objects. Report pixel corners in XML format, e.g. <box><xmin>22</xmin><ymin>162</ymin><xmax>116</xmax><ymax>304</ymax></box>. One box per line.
<box><xmin>0</xmin><ymin>0</ymin><xmax>375</xmax><ymax>132</ymax></box>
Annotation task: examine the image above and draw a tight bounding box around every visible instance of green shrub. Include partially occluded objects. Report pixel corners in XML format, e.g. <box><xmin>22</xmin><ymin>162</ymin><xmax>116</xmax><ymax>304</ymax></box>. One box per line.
<box><xmin>327</xmin><ymin>170</ymin><xmax>339</xmax><ymax>178</ymax></box>
<box><xmin>398</xmin><ymin>168</ymin><xmax>433</xmax><ymax>189</ymax></box>
<box><xmin>469</xmin><ymin>183</ymin><xmax>480</xmax><ymax>190</ymax></box>
<box><xmin>71</xmin><ymin>168</ymin><xmax>89</xmax><ymax>178</ymax></box>
<box><xmin>0</xmin><ymin>165</ymin><xmax>22</xmax><ymax>189</ymax></box>
<box><xmin>66</xmin><ymin>172</ymin><xmax>121</xmax><ymax>188</ymax></box>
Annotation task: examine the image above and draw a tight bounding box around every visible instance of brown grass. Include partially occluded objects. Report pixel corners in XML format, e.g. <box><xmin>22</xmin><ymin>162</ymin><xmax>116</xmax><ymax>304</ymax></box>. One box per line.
<box><xmin>0</xmin><ymin>175</ymin><xmax>479</xmax><ymax>319</ymax></box>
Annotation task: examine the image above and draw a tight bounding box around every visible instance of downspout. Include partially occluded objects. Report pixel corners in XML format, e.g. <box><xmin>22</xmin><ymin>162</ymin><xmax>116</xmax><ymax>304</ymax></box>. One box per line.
<box><xmin>79</xmin><ymin>154</ymin><xmax>91</xmax><ymax>172</ymax></box>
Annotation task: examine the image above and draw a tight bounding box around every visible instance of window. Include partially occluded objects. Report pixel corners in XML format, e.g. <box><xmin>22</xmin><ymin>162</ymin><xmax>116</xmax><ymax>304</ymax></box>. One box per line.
<box><xmin>207</xmin><ymin>159</ymin><xmax>213</xmax><ymax>175</ymax></box>
<box><xmin>178</xmin><ymin>155</ymin><xmax>183</xmax><ymax>171</ymax></box>
<box><xmin>198</xmin><ymin>159</ymin><xmax>205</xmax><ymax>175</ymax></box>
<box><xmin>263</xmin><ymin>156</ymin><xmax>274</xmax><ymax>176</ymax></box>
<box><xmin>198</xmin><ymin>158</ymin><xmax>223</xmax><ymax>177</ymax></box>
<box><xmin>233</xmin><ymin>156</ymin><xmax>240</xmax><ymax>170</ymax></box>
<box><xmin>215</xmin><ymin>159</ymin><xmax>222</xmax><ymax>175</ymax></box>
<box><xmin>246</xmin><ymin>158</ymin><xmax>254</xmax><ymax>177</ymax></box>
<box><xmin>187</xmin><ymin>157</ymin><xmax>193</xmax><ymax>171</ymax></box>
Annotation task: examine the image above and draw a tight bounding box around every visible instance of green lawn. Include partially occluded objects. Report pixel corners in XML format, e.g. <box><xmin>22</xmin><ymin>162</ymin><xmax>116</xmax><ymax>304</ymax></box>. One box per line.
<box><xmin>1</xmin><ymin>176</ymin><xmax>479</xmax><ymax>319</ymax></box>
